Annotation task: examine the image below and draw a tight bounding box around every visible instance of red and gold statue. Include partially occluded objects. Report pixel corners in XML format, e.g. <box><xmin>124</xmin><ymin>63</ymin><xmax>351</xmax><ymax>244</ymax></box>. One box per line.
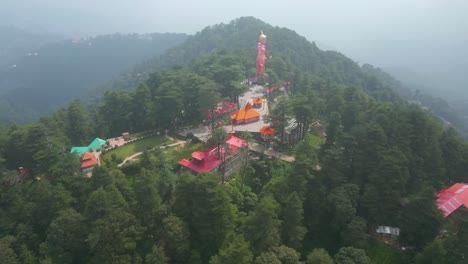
<box><xmin>256</xmin><ymin>31</ymin><xmax>267</xmax><ymax>80</ymax></box>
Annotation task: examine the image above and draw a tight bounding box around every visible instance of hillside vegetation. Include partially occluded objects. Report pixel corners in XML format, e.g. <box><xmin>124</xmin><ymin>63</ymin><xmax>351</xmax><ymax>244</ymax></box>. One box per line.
<box><xmin>0</xmin><ymin>17</ymin><xmax>467</xmax><ymax>264</ymax></box>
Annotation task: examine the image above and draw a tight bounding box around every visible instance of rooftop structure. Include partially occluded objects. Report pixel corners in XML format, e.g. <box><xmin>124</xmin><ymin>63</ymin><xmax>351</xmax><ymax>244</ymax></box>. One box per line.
<box><xmin>208</xmin><ymin>101</ymin><xmax>237</xmax><ymax>118</ymax></box>
<box><xmin>436</xmin><ymin>183</ymin><xmax>468</xmax><ymax>218</ymax></box>
<box><xmin>80</xmin><ymin>152</ymin><xmax>98</xmax><ymax>172</ymax></box>
<box><xmin>178</xmin><ymin>135</ymin><xmax>247</xmax><ymax>176</ymax></box>
<box><xmin>88</xmin><ymin>138</ymin><xmax>107</xmax><ymax>151</ymax></box>
<box><xmin>70</xmin><ymin>138</ymin><xmax>107</xmax><ymax>156</ymax></box>
<box><xmin>260</xmin><ymin>125</ymin><xmax>275</xmax><ymax>135</ymax></box>
<box><xmin>252</xmin><ymin>97</ymin><xmax>263</xmax><ymax>108</ymax></box>
<box><xmin>230</xmin><ymin>102</ymin><xmax>260</xmax><ymax>124</ymax></box>
<box><xmin>376</xmin><ymin>226</ymin><xmax>400</xmax><ymax>237</ymax></box>
<box><xmin>70</xmin><ymin>146</ymin><xmax>90</xmax><ymax>157</ymax></box>
<box><xmin>70</xmin><ymin>137</ymin><xmax>107</xmax><ymax>174</ymax></box>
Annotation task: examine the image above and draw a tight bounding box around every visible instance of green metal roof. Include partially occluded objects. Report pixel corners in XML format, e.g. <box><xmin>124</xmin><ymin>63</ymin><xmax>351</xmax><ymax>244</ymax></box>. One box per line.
<box><xmin>70</xmin><ymin>146</ymin><xmax>89</xmax><ymax>157</ymax></box>
<box><xmin>88</xmin><ymin>138</ymin><xmax>107</xmax><ymax>151</ymax></box>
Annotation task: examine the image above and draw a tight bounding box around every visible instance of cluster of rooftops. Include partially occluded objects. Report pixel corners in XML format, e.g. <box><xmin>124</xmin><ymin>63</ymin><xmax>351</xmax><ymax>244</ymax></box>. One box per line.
<box><xmin>179</xmin><ymin>94</ymin><xmax>276</xmax><ymax>175</ymax></box>
<box><xmin>70</xmin><ymin>137</ymin><xmax>107</xmax><ymax>172</ymax></box>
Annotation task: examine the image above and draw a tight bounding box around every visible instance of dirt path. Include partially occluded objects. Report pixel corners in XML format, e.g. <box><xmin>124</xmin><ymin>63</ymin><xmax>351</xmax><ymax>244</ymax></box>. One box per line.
<box><xmin>117</xmin><ymin>138</ymin><xmax>186</xmax><ymax>167</ymax></box>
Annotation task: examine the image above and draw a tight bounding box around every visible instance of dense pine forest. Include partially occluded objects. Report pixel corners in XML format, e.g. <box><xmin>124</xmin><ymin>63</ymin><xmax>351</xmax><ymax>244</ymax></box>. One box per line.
<box><xmin>1</xmin><ymin>17</ymin><xmax>468</xmax><ymax>264</ymax></box>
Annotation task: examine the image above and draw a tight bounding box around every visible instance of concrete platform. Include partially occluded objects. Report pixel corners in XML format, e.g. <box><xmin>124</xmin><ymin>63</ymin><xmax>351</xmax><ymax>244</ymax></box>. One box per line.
<box><xmin>226</xmin><ymin>84</ymin><xmax>271</xmax><ymax>133</ymax></box>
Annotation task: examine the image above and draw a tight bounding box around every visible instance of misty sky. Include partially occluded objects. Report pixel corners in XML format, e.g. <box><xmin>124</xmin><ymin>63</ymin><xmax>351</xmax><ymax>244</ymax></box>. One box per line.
<box><xmin>2</xmin><ymin>0</ymin><xmax>467</xmax><ymax>97</ymax></box>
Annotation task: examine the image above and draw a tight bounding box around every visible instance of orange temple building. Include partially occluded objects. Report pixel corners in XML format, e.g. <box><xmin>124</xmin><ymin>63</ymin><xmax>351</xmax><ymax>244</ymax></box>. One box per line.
<box><xmin>230</xmin><ymin>102</ymin><xmax>260</xmax><ymax>124</ymax></box>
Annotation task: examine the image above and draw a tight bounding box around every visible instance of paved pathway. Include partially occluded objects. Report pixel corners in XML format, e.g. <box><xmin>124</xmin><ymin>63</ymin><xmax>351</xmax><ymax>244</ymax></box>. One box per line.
<box><xmin>226</xmin><ymin>85</ymin><xmax>271</xmax><ymax>133</ymax></box>
<box><xmin>249</xmin><ymin>142</ymin><xmax>295</xmax><ymax>162</ymax></box>
<box><xmin>179</xmin><ymin>126</ymin><xmax>211</xmax><ymax>143</ymax></box>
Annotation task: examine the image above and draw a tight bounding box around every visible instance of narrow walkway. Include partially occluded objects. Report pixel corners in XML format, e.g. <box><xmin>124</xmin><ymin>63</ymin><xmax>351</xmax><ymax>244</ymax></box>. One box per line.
<box><xmin>249</xmin><ymin>142</ymin><xmax>295</xmax><ymax>162</ymax></box>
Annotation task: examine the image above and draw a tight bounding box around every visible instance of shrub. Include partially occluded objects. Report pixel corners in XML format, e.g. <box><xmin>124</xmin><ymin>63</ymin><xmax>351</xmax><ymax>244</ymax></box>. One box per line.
<box><xmin>111</xmin><ymin>154</ymin><xmax>117</xmax><ymax>162</ymax></box>
<box><xmin>186</xmin><ymin>132</ymin><xmax>194</xmax><ymax>139</ymax></box>
<box><xmin>192</xmin><ymin>136</ymin><xmax>202</xmax><ymax>143</ymax></box>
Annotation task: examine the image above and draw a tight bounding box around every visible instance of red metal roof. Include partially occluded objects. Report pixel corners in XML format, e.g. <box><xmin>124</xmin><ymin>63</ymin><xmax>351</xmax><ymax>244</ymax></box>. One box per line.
<box><xmin>178</xmin><ymin>136</ymin><xmax>247</xmax><ymax>174</ymax></box>
<box><xmin>178</xmin><ymin>147</ymin><xmax>222</xmax><ymax>173</ymax></box>
<box><xmin>436</xmin><ymin>183</ymin><xmax>468</xmax><ymax>218</ymax></box>
<box><xmin>208</xmin><ymin>101</ymin><xmax>237</xmax><ymax>118</ymax></box>
<box><xmin>192</xmin><ymin>151</ymin><xmax>206</xmax><ymax>160</ymax></box>
<box><xmin>225</xmin><ymin>135</ymin><xmax>247</xmax><ymax>153</ymax></box>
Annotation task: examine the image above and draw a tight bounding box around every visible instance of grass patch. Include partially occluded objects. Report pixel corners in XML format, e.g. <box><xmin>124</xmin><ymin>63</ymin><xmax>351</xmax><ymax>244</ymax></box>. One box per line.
<box><xmin>306</xmin><ymin>133</ymin><xmax>324</xmax><ymax>148</ymax></box>
<box><xmin>104</xmin><ymin>135</ymin><xmax>171</xmax><ymax>162</ymax></box>
<box><xmin>367</xmin><ymin>239</ymin><xmax>405</xmax><ymax>264</ymax></box>
<box><xmin>165</xmin><ymin>142</ymin><xmax>205</xmax><ymax>164</ymax></box>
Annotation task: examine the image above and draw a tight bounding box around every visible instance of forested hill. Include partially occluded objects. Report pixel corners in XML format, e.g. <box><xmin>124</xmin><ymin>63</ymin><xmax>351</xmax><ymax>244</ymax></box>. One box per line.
<box><xmin>1</xmin><ymin>17</ymin><xmax>468</xmax><ymax>264</ymax></box>
<box><xmin>0</xmin><ymin>32</ymin><xmax>188</xmax><ymax>124</ymax></box>
<box><xmin>104</xmin><ymin>17</ymin><xmax>369</xmax><ymax>94</ymax></box>
<box><xmin>362</xmin><ymin>64</ymin><xmax>468</xmax><ymax>138</ymax></box>
<box><xmin>0</xmin><ymin>26</ymin><xmax>62</xmax><ymax>67</ymax></box>
<box><xmin>105</xmin><ymin>16</ymin><xmax>468</xmax><ymax>137</ymax></box>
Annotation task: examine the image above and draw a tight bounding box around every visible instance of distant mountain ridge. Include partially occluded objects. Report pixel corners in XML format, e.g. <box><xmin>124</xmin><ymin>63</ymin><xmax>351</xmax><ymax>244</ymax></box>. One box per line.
<box><xmin>2</xmin><ymin>16</ymin><xmax>466</xmax><ymax>139</ymax></box>
<box><xmin>0</xmin><ymin>32</ymin><xmax>188</xmax><ymax>124</ymax></box>
<box><xmin>0</xmin><ymin>25</ymin><xmax>62</xmax><ymax>66</ymax></box>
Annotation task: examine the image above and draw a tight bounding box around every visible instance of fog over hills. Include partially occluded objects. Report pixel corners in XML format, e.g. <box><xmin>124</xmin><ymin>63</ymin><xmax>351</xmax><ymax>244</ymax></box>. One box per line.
<box><xmin>2</xmin><ymin>0</ymin><xmax>467</xmax><ymax>99</ymax></box>
<box><xmin>0</xmin><ymin>26</ymin><xmax>63</xmax><ymax>66</ymax></box>
<box><xmin>2</xmin><ymin>0</ymin><xmax>468</xmax><ymax>124</ymax></box>
<box><xmin>0</xmin><ymin>31</ymin><xmax>188</xmax><ymax>124</ymax></box>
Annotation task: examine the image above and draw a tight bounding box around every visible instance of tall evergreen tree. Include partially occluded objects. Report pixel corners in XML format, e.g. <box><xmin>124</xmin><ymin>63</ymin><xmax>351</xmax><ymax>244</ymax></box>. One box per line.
<box><xmin>66</xmin><ymin>100</ymin><xmax>91</xmax><ymax>146</ymax></box>
<box><xmin>209</xmin><ymin>235</ymin><xmax>253</xmax><ymax>264</ymax></box>
<box><xmin>243</xmin><ymin>195</ymin><xmax>282</xmax><ymax>254</ymax></box>
<box><xmin>42</xmin><ymin>209</ymin><xmax>88</xmax><ymax>264</ymax></box>
<box><xmin>334</xmin><ymin>247</ymin><xmax>371</xmax><ymax>264</ymax></box>
<box><xmin>399</xmin><ymin>187</ymin><xmax>444</xmax><ymax>249</ymax></box>
<box><xmin>161</xmin><ymin>215</ymin><xmax>190</xmax><ymax>264</ymax></box>
<box><xmin>87</xmin><ymin>208</ymin><xmax>144</xmax><ymax>264</ymax></box>
<box><xmin>282</xmin><ymin>192</ymin><xmax>307</xmax><ymax>249</ymax></box>
<box><xmin>307</xmin><ymin>248</ymin><xmax>333</xmax><ymax>264</ymax></box>
<box><xmin>174</xmin><ymin>173</ymin><xmax>237</xmax><ymax>262</ymax></box>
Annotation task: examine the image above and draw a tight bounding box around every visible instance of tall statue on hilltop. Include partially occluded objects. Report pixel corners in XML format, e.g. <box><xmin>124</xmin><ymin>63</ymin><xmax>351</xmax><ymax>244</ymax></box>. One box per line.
<box><xmin>256</xmin><ymin>31</ymin><xmax>267</xmax><ymax>81</ymax></box>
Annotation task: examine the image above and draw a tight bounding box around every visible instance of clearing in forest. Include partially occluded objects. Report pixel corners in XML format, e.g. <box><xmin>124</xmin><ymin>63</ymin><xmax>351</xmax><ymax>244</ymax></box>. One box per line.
<box><xmin>104</xmin><ymin>135</ymin><xmax>172</xmax><ymax>162</ymax></box>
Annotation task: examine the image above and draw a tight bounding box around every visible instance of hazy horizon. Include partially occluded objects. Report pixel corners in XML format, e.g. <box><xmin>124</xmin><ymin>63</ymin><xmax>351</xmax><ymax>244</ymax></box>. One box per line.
<box><xmin>2</xmin><ymin>0</ymin><xmax>467</xmax><ymax>99</ymax></box>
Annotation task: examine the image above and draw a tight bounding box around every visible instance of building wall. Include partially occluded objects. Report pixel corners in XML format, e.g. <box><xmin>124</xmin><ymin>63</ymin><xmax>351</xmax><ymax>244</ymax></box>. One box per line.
<box><xmin>82</xmin><ymin>166</ymin><xmax>95</xmax><ymax>173</ymax></box>
<box><xmin>222</xmin><ymin>148</ymin><xmax>247</xmax><ymax>177</ymax></box>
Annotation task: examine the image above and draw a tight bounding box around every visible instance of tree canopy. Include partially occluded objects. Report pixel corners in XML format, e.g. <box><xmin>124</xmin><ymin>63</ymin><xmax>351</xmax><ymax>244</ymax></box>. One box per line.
<box><xmin>0</xmin><ymin>16</ymin><xmax>467</xmax><ymax>264</ymax></box>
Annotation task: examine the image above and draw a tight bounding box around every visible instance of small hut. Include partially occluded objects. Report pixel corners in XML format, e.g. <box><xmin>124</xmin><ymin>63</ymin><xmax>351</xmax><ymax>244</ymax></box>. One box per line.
<box><xmin>252</xmin><ymin>97</ymin><xmax>263</xmax><ymax>108</ymax></box>
<box><xmin>260</xmin><ymin>125</ymin><xmax>275</xmax><ymax>141</ymax></box>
